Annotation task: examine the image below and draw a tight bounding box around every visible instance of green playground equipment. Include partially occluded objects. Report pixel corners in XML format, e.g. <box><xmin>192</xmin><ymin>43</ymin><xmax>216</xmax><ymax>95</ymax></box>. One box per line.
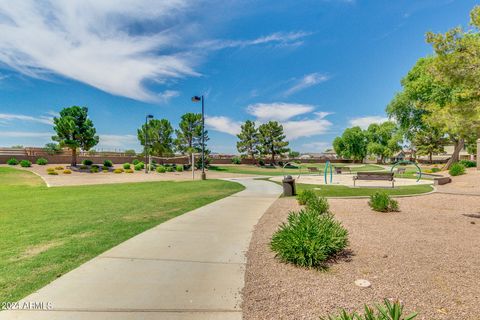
<box><xmin>324</xmin><ymin>160</ymin><xmax>333</xmax><ymax>184</ymax></box>
<box><xmin>391</xmin><ymin>160</ymin><xmax>422</xmax><ymax>182</ymax></box>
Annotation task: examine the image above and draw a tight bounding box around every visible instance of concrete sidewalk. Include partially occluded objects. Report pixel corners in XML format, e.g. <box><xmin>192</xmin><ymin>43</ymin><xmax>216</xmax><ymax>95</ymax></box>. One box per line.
<box><xmin>0</xmin><ymin>178</ymin><xmax>282</xmax><ymax>320</ymax></box>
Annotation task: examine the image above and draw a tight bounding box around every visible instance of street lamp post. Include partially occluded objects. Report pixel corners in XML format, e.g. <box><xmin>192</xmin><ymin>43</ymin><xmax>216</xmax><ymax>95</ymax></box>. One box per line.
<box><xmin>191</xmin><ymin>95</ymin><xmax>206</xmax><ymax>180</ymax></box>
<box><xmin>145</xmin><ymin>114</ymin><xmax>154</xmax><ymax>173</ymax></box>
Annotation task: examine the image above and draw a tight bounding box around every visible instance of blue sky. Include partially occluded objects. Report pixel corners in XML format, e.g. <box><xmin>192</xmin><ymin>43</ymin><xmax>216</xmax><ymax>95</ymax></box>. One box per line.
<box><xmin>0</xmin><ymin>0</ymin><xmax>476</xmax><ymax>153</ymax></box>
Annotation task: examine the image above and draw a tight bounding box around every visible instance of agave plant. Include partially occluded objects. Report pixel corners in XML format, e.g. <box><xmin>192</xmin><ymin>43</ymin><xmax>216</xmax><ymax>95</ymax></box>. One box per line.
<box><xmin>320</xmin><ymin>300</ymin><xmax>417</xmax><ymax>320</ymax></box>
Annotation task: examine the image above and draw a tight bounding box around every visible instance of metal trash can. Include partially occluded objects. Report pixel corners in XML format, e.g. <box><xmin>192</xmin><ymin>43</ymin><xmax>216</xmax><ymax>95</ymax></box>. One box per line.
<box><xmin>282</xmin><ymin>175</ymin><xmax>296</xmax><ymax>196</ymax></box>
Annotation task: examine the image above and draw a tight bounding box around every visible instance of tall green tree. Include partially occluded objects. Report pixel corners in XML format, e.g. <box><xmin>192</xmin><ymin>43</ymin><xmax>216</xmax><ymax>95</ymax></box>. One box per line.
<box><xmin>412</xmin><ymin>126</ymin><xmax>447</xmax><ymax>163</ymax></box>
<box><xmin>52</xmin><ymin>106</ymin><xmax>99</xmax><ymax>166</ymax></box>
<box><xmin>423</xmin><ymin>5</ymin><xmax>480</xmax><ymax>167</ymax></box>
<box><xmin>175</xmin><ymin>113</ymin><xmax>208</xmax><ymax>163</ymax></box>
<box><xmin>333</xmin><ymin>126</ymin><xmax>367</xmax><ymax>162</ymax></box>
<box><xmin>137</xmin><ymin>119</ymin><xmax>174</xmax><ymax>157</ymax></box>
<box><xmin>365</xmin><ymin>121</ymin><xmax>402</xmax><ymax>163</ymax></box>
<box><xmin>258</xmin><ymin>121</ymin><xmax>289</xmax><ymax>164</ymax></box>
<box><xmin>236</xmin><ymin>120</ymin><xmax>259</xmax><ymax>161</ymax></box>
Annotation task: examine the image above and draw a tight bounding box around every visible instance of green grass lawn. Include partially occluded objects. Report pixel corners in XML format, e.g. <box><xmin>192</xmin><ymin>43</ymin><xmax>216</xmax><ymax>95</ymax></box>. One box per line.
<box><xmin>294</xmin><ymin>183</ymin><xmax>433</xmax><ymax>197</ymax></box>
<box><xmin>209</xmin><ymin>163</ymin><xmax>385</xmax><ymax>176</ymax></box>
<box><xmin>0</xmin><ymin>167</ymin><xmax>244</xmax><ymax>303</ymax></box>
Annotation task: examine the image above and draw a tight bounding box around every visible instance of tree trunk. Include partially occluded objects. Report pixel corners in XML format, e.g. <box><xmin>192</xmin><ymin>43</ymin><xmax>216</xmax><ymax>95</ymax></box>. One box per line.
<box><xmin>71</xmin><ymin>148</ymin><xmax>77</xmax><ymax>167</ymax></box>
<box><xmin>429</xmin><ymin>152</ymin><xmax>433</xmax><ymax>164</ymax></box>
<box><xmin>444</xmin><ymin>138</ymin><xmax>465</xmax><ymax>169</ymax></box>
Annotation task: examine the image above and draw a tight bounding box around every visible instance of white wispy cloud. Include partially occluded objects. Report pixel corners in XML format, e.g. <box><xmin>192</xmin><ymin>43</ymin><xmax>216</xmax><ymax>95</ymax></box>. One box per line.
<box><xmin>283</xmin><ymin>112</ymin><xmax>332</xmax><ymax>140</ymax></box>
<box><xmin>195</xmin><ymin>31</ymin><xmax>311</xmax><ymax>50</ymax></box>
<box><xmin>284</xmin><ymin>72</ymin><xmax>329</xmax><ymax>96</ymax></box>
<box><xmin>0</xmin><ymin>2</ymin><xmax>311</xmax><ymax>102</ymax></box>
<box><xmin>205</xmin><ymin>116</ymin><xmax>242</xmax><ymax>136</ymax></box>
<box><xmin>0</xmin><ymin>1</ymin><xmax>197</xmax><ymax>102</ymax></box>
<box><xmin>157</xmin><ymin>90</ymin><xmax>180</xmax><ymax>103</ymax></box>
<box><xmin>246</xmin><ymin>102</ymin><xmax>314</xmax><ymax>121</ymax></box>
<box><xmin>0</xmin><ymin>113</ymin><xmax>53</xmax><ymax>125</ymax></box>
<box><xmin>0</xmin><ymin>131</ymin><xmax>52</xmax><ymax>138</ymax></box>
<box><xmin>349</xmin><ymin>116</ymin><xmax>388</xmax><ymax>129</ymax></box>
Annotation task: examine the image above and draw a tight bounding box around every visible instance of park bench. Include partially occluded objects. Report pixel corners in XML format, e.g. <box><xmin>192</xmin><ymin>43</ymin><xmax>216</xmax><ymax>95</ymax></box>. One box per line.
<box><xmin>353</xmin><ymin>172</ymin><xmax>395</xmax><ymax>188</ymax></box>
<box><xmin>433</xmin><ymin>176</ymin><xmax>451</xmax><ymax>185</ymax></box>
<box><xmin>334</xmin><ymin>166</ymin><xmax>351</xmax><ymax>174</ymax></box>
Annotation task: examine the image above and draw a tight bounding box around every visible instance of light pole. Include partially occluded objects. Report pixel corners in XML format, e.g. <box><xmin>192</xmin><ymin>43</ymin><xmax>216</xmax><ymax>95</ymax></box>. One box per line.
<box><xmin>191</xmin><ymin>95</ymin><xmax>206</xmax><ymax>180</ymax></box>
<box><xmin>145</xmin><ymin>114</ymin><xmax>154</xmax><ymax>173</ymax></box>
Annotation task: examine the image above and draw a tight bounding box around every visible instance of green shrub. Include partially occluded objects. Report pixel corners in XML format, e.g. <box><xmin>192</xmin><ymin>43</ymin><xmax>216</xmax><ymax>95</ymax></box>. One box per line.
<box><xmin>90</xmin><ymin>167</ymin><xmax>99</xmax><ymax>173</ymax></box>
<box><xmin>63</xmin><ymin>169</ymin><xmax>72</xmax><ymax>174</ymax></box>
<box><xmin>258</xmin><ymin>159</ymin><xmax>265</xmax><ymax>166</ymax></box>
<box><xmin>306</xmin><ymin>196</ymin><xmax>329</xmax><ymax>214</ymax></box>
<box><xmin>134</xmin><ymin>163</ymin><xmax>143</xmax><ymax>171</ymax></box>
<box><xmin>6</xmin><ymin>158</ymin><xmax>18</xmax><ymax>165</ymax></box>
<box><xmin>132</xmin><ymin>159</ymin><xmax>140</xmax><ymax>165</ymax></box>
<box><xmin>123</xmin><ymin>163</ymin><xmax>131</xmax><ymax>170</ymax></box>
<box><xmin>449</xmin><ymin>162</ymin><xmax>465</xmax><ymax>176</ymax></box>
<box><xmin>80</xmin><ymin>165</ymin><xmax>88</xmax><ymax>170</ymax></box>
<box><xmin>36</xmin><ymin>158</ymin><xmax>48</xmax><ymax>165</ymax></box>
<box><xmin>459</xmin><ymin>160</ymin><xmax>476</xmax><ymax>168</ymax></box>
<box><xmin>271</xmin><ymin>210</ymin><xmax>348</xmax><ymax>268</ymax></box>
<box><xmin>166</xmin><ymin>166</ymin><xmax>175</xmax><ymax>172</ymax></box>
<box><xmin>102</xmin><ymin>169</ymin><xmax>109</xmax><ymax>173</ymax></box>
<box><xmin>125</xmin><ymin>169</ymin><xmax>134</xmax><ymax>173</ymax></box>
<box><xmin>82</xmin><ymin>159</ymin><xmax>93</xmax><ymax>166</ymax></box>
<box><xmin>103</xmin><ymin>159</ymin><xmax>113</xmax><ymax>167</ymax></box>
<box><xmin>431</xmin><ymin>167</ymin><xmax>440</xmax><ymax>173</ymax></box>
<box><xmin>48</xmin><ymin>171</ymin><xmax>58</xmax><ymax>175</ymax></box>
<box><xmin>320</xmin><ymin>299</ymin><xmax>417</xmax><ymax>320</ymax></box>
<box><xmin>156</xmin><ymin>165</ymin><xmax>166</xmax><ymax>173</ymax></box>
<box><xmin>297</xmin><ymin>189</ymin><xmax>317</xmax><ymax>205</ymax></box>
<box><xmin>20</xmin><ymin>160</ymin><xmax>32</xmax><ymax>167</ymax></box>
<box><xmin>113</xmin><ymin>168</ymin><xmax>123</xmax><ymax>174</ymax></box>
<box><xmin>176</xmin><ymin>165</ymin><xmax>184</xmax><ymax>172</ymax></box>
<box><xmin>369</xmin><ymin>192</ymin><xmax>399</xmax><ymax>212</ymax></box>
<box><xmin>231</xmin><ymin>156</ymin><xmax>241</xmax><ymax>164</ymax></box>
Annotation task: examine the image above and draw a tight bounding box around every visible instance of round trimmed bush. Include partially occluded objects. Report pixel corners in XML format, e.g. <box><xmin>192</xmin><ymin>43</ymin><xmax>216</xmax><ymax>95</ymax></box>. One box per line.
<box><xmin>103</xmin><ymin>159</ymin><xmax>113</xmax><ymax>167</ymax></box>
<box><xmin>134</xmin><ymin>163</ymin><xmax>143</xmax><ymax>171</ymax></box>
<box><xmin>55</xmin><ymin>166</ymin><xmax>64</xmax><ymax>170</ymax></box>
<box><xmin>63</xmin><ymin>169</ymin><xmax>72</xmax><ymax>174</ymax></box>
<box><xmin>369</xmin><ymin>192</ymin><xmax>399</xmax><ymax>212</ymax></box>
<box><xmin>36</xmin><ymin>158</ymin><xmax>48</xmax><ymax>165</ymax></box>
<box><xmin>113</xmin><ymin>168</ymin><xmax>123</xmax><ymax>174</ymax></box>
<box><xmin>449</xmin><ymin>162</ymin><xmax>465</xmax><ymax>176</ymax></box>
<box><xmin>132</xmin><ymin>159</ymin><xmax>140</xmax><ymax>165</ymax></box>
<box><xmin>123</xmin><ymin>163</ymin><xmax>131</xmax><ymax>170</ymax></box>
<box><xmin>231</xmin><ymin>156</ymin><xmax>241</xmax><ymax>165</ymax></box>
<box><xmin>166</xmin><ymin>166</ymin><xmax>174</xmax><ymax>172</ymax></box>
<box><xmin>90</xmin><ymin>167</ymin><xmax>99</xmax><ymax>173</ymax></box>
<box><xmin>156</xmin><ymin>165</ymin><xmax>166</xmax><ymax>173</ymax></box>
<box><xmin>431</xmin><ymin>167</ymin><xmax>441</xmax><ymax>173</ymax></box>
<box><xmin>176</xmin><ymin>165</ymin><xmax>184</xmax><ymax>172</ymax></box>
<box><xmin>46</xmin><ymin>167</ymin><xmax>55</xmax><ymax>173</ymax></box>
<box><xmin>20</xmin><ymin>160</ymin><xmax>32</xmax><ymax>167</ymax></box>
<box><xmin>271</xmin><ymin>210</ymin><xmax>348</xmax><ymax>268</ymax></box>
<box><xmin>297</xmin><ymin>189</ymin><xmax>316</xmax><ymax>205</ymax></box>
<box><xmin>82</xmin><ymin>159</ymin><xmax>93</xmax><ymax>166</ymax></box>
<box><xmin>6</xmin><ymin>158</ymin><xmax>18</xmax><ymax>165</ymax></box>
<box><xmin>48</xmin><ymin>171</ymin><xmax>58</xmax><ymax>175</ymax></box>
<box><xmin>125</xmin><ymin>169</ymin><xmax>134</xmax><ymax>173</ymax></box>
<box><xmin>459</xmin><ymin>160</ymin><xmax>476</xmax><ymax>168</ymax></box>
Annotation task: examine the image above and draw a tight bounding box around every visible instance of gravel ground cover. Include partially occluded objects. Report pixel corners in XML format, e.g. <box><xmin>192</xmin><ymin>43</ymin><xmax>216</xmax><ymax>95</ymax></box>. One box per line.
<box><xmin>243</xmin><ymin>187</ymin><xmax>480</xmax><ymax>319</ymax></box>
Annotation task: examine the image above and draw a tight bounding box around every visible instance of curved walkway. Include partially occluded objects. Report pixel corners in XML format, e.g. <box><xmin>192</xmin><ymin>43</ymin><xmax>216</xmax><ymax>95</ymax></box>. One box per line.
<box><xmin>0</xmin><ymin>178</ymin><xmax>282</xmax><ymax>320</ymax></box>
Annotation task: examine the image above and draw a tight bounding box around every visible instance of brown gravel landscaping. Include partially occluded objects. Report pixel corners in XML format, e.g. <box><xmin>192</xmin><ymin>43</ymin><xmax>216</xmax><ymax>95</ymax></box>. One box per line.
<box><xmin>242</xmin><ymin>171</ymin><xmax>480</xmax><ymax>320</ymax></box>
